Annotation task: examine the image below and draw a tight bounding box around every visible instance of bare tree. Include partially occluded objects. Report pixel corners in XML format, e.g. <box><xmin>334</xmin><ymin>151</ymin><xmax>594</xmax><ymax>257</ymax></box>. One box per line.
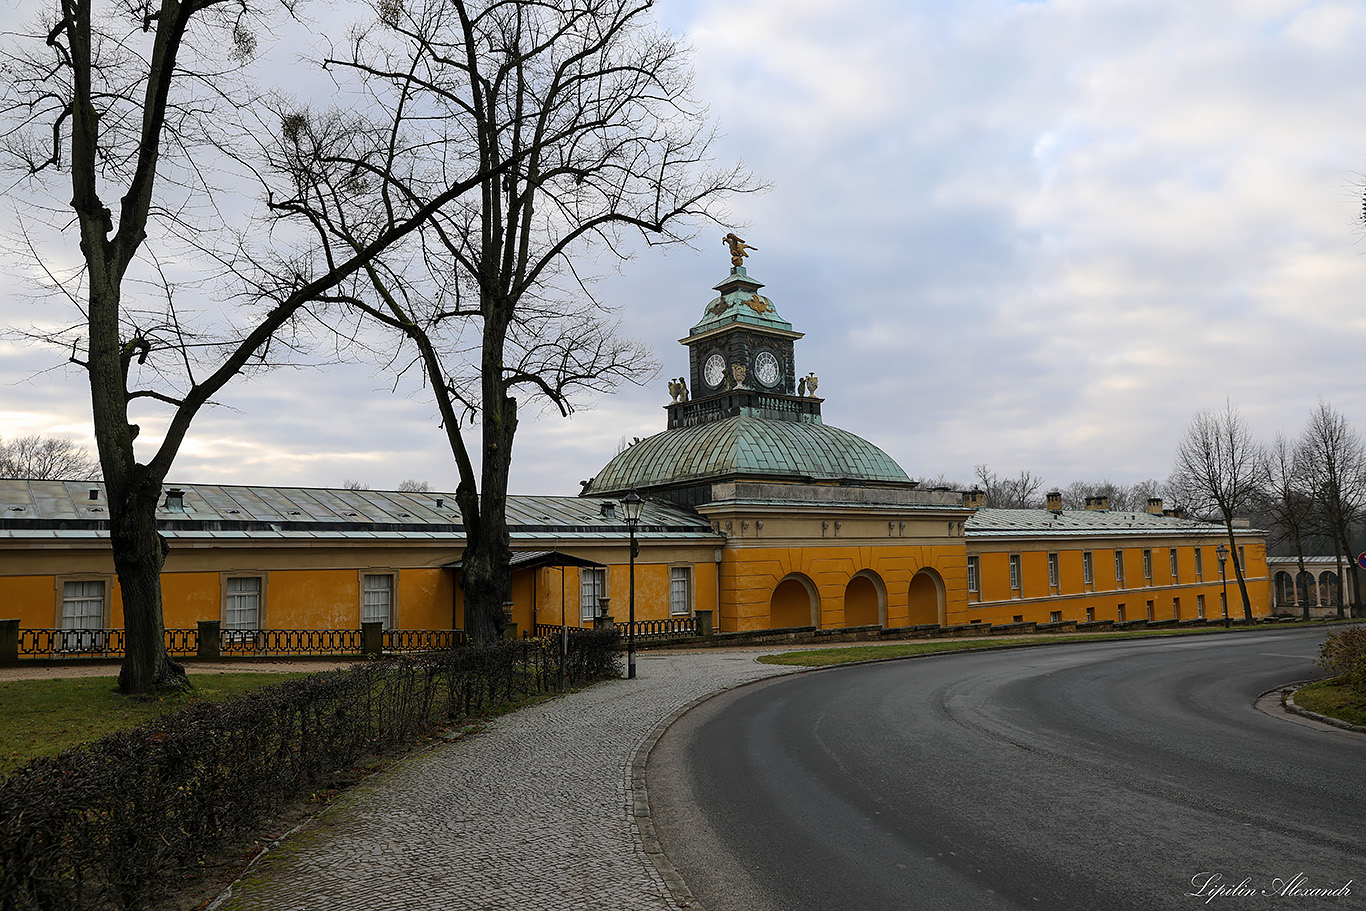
<box><xmin>273</xmin><ymin>0</ymin><xmax>753</xmax><ymax>643</ymax></box>
<box><xmin>342</xmin><ymin>478</ymin><xmax>372</xmax><ymax>490</ymax></box>
<box><xmin>1168</xmin><ymin>402</ymin><xmax>1265</xmax><ymax>620</ymax></box>
<box><xmin>1297</xmin><ymin>400</ymin><xmax>1365</xmax><ymax>618</ymax></box>
<box><xmin>1262</xmin><ymin>433</ymin><xmax>1318</xmax><ymax>620</ymax></box>
<box><xmin>397</xmin><ymin>479</ymin><xmax>430</xmax><ymax>492</ymax></box>
<box><xmin>0</xmin><ymin>434</ymin><xmax>101</xmax><ymax>480</ymax></box>
<box><xmin>0</xmin><ymin>1</ymin><xmax>507</xmax><ymax>691</ymax></box>
<box><xmin>974</xmin><ymin>464</ymin><xmax>1045</xmax><ymax>509</ymax></box>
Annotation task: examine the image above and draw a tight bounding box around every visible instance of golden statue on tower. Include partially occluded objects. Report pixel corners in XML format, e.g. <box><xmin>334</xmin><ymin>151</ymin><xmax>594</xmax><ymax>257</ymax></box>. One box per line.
<box><xmin>722</xmin><ymin>232</ymin><xmax>756</xmax><ymax>267</ymax></box>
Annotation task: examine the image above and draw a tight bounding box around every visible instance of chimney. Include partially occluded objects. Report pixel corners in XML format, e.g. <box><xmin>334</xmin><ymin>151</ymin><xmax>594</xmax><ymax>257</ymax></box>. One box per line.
<box><xmin>599</xmin><ymin>501</ymin><xmax>617</xmax><ymax>519</ymax></box>
<box><xmin>164</xmin><ymin>488</ymin><xmax>186</xmax><ymax>512</ymax></box>
<box><xmin>1085</xmin><ymin>495</ymin><xmax>1110</xmax><ymax>511</ymax></box>
<box><xmin>1046</xmin><ymin>491</ymin><xmax>1063</xmax><ymax>513</ymax></box>
<box><xmin>1164</xmin><ymin>506</ymin><xmax>1187</xmax><ymax>519</ymax></box>
<box><xmin>1146</xmin><ymin>497</ymin><xmax>1163</xmax><ymax>515</ymax></box>
<box><xmin>88</xmin><ymin>488</ymin><xmax>100</xmax><ymax>501</ymax></box>
<box><xmin>961</xmin><ymin>488</ymin><xmax>986</xmax><ymax>509</ymax></box>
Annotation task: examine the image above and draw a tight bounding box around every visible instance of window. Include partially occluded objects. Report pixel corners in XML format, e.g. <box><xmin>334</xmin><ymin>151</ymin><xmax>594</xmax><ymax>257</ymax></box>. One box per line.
<box><xmin>1050</xmin><ymin>611</ymin><xmax>1061</xmax><ymax>623</ymax></box>
<box><xmin>669</xmin><ymin>566</ymin><xmax>692</xmax><ymax>616</ymax></box>
<box><xmin>1195</xmin><ymin>548</ymin><xmax>1204</xmax><ymax>580</ymax></box>
<box><xmin>1114</xmin><ymin>550</ymin><xmax>1125</xmax><ymax>588</ymax></box>
<box><xmin>967</xmin><ymin>556</ymin><xmax>979</xmax><ymax>594</ymax></box>
<box><xmin>1083</xmin><ymin>552</ymin><xmax>1094</xmax><ymax>587</ymax></box>
<box><xmin>1238</xmin><ymin>546</ymin><xmax>1246</xmax><ymax>573</ymax></box>
<box><xmin>1145</xmin><ymin>599</ymin><xmax>1154</xmax><ymax>620</ymax></box>
<box><xmin>1143</xmin><ymin>549</ymin><xmax>1153</xmax><ymax>583</ymax></box>
<box><xmin>1086</xmin><ymin>607</ymin><xmax>1095</xmax><ymax>622</ymax></box>
<box><xmin>1009</xmin><ymin>555</ymin><xmax>1021</xmax><ymax>592</ymax></box>
<box><xmin>61</xmin><ymin>580</ymin><xmax>105</xmax><ymax>651</ymax></box>
<box><xmin>362</xmin><ymin>574</ymin><xmax>393</xmax><ymax>629</ymax></box>
<box><xmin>1048</xmin><ymin>553</ymin><xmax>1059</xmax><ymax>590</ymax></box>
<box><xmin>225</xmin><ymin>577</ymin><xmax>262</xmax><ymax>630</ymax></box>
<box><xmin>580</xmin><ymin>567</ymin><xmax>607</xmax><ymax>622</ymax></box>
<box><xmin>1173</xmin><ymin>597</ymin><xmax>1181</xmax><ymax>620</ymax></box>
<box><xmin>1169</xmin><ymin>548</ymin><xmax>1179</xmax><ymax>582</ymax></box>
<box><xmin>1197</xmin><ymin>594</ymin><xmax>1205</xmax><ymax>619</ymax></box>
<box><xmin>1117</xmin><ymin>603</ymin><xmax>1126</xmax><ymax>621</ymax></box>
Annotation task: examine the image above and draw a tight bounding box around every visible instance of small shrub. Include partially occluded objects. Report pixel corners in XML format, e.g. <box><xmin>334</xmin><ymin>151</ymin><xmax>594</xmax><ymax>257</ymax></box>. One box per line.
<box><xmin>1317</xmin><ymin>626</ymin><xmax>1366</xmax><ymax>693</ymax></box>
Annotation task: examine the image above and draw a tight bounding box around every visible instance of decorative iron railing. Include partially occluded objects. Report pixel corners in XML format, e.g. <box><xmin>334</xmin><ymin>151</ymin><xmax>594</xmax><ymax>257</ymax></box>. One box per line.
<box><xmin>10</xmin><ymin>627</ymin><xmax>468</xmax><ymax>660</ymax></box>
<box><xmin>532</xmin><ymin>623</ymin><xmax>590</xmax><ymax>638</ymax></box>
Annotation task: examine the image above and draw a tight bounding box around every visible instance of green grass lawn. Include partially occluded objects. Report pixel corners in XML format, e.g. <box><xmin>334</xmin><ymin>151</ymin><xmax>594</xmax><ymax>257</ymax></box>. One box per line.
<box><xmin>1293</xmin><ymin>678</ymin><xmax>1366</xmax><ymax>728</ymax></box>
<box><xmin>0</xmin><ymin>672</ymin><xmax>309</xmax><ymax>775</ymax></box>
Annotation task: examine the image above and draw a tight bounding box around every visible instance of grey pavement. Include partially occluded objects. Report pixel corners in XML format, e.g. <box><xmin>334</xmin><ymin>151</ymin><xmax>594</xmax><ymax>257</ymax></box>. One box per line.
<box><xmin>213</xmin><ymin>649</ymin><xmax>799</xmax><ymax>911</ymax></box>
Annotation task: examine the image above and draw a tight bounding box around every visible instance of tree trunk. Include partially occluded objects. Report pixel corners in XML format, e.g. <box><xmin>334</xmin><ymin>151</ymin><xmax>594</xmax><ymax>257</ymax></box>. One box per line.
<box><xmin>110</xmin><ymin>475</ymin><xmax>187</xmax><ymax>692</ymax></box>
<box><xmin>1225</xmin><ymin>527</ymin><xmax>1253</xmax><ymax>621</ymax></box>
<box><xmin>459</xmin><ymin>387</ymin><xmax>518</xmax><ymax>645</ymax></box>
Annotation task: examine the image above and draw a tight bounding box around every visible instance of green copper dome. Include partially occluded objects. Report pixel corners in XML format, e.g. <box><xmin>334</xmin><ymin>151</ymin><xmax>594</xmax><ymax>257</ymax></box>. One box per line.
<box><xmin>583</xmin><ymin>416</ymin><xmax>911</xmax><ymax>497</ymax></box>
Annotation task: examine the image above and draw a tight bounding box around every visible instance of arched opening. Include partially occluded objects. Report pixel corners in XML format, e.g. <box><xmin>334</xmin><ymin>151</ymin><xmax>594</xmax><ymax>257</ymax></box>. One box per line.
<box><xmin>844</xmin><ymin>571</ymin><xmax>885</xmax><ymax>628</ymax></box>
<box><xmin>1320</xmin><ymin>571</ymin><xmax>1340</xmax><ymax>608</ymax></box>
<box><xmin>770</xmin><ymin>574</ymin><xmax>818</xmax><ymax>628</ymax></box>
<box><xmin>1297</xmin><ymin>571</ymin><xmax>1317</xmax><ymax>607</ymax></box>
<box><xmin>907</xmin><ymin>569</ymin><xmax>944</xmax><ymax>626</ymax></box>
<box><xmin>1274</xmin><ymin>571</ymin><xmax>1294</xmax><ymax>608</ymax></box>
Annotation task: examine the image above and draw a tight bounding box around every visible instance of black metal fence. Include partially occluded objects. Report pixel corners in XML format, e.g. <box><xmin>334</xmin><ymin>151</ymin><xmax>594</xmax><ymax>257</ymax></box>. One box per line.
<box><xmin>11</xmin><ymin>626</ymin><xmax>466</xmax><ymax>660</ymax></box>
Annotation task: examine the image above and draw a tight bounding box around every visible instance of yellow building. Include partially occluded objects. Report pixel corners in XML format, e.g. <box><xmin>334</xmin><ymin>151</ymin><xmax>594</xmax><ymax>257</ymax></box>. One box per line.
<box><xmin>0</xmin><ymin>256</ymin><xmax>1271</xmax><ymax>653</ymax></box>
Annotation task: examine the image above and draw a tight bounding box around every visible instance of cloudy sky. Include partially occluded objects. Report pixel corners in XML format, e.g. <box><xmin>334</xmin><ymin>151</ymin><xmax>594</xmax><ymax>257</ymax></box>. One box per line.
<box><xmin>3</xmin><ymin>0</ymin><xmax>1366</xmax><ymax>496</ymax></box>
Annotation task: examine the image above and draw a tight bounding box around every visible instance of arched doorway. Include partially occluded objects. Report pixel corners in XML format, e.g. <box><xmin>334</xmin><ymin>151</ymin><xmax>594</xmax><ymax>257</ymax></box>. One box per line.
<box><xmin>1296</xmin><ymin>571</ymin><xmax>1317</xmax><ymax>608</ymax></box>
<box><xmin>770</xmin><ymin>574</ymin><xmax>818</xmax><ymax>628</ymax></box>
<box><xmin>844</xmin><ymin>571</ymin><xmax>885</xmax><ymax>628</ymax></box>
<box><xmin>907</xmin><ymin>568</ymin><xmax>944</xmax><ymax>626</ymax></box>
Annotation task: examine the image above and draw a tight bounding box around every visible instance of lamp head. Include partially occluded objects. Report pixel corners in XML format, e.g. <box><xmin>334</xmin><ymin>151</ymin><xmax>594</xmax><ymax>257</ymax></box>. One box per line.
<box><xmin>1216</xmin><ymin>544</ymin><xmax>1228</xmax><ymax>565</ymax></box>
<box><xmin>622</xmin><ymin>491</ymin><xmax>644</xmax><ymax>526</ymax></box>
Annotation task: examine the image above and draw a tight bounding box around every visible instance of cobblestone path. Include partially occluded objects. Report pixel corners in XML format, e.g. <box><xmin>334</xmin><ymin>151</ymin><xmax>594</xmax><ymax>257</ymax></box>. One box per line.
<box><xmin>215</xmin><ymin>650</ymin><xmax>798</xmax><ymax>911</ymax></box>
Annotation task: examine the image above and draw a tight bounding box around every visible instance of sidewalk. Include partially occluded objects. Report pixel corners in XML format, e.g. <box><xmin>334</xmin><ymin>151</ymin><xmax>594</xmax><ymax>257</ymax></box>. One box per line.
<box><xmin>213</xmin><ymin>649</ymin><xmax>800</xmax><ymax>911</ymax></box>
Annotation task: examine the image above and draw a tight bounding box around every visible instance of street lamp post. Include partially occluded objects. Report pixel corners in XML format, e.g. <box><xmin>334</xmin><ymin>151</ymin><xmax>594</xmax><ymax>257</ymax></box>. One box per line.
<box><xmin>1216</xmin><ymin>544</ymin><xmax>1229</xmax><ymax>629</ymax></box>
<box><xmin>622</xmin><ymin>491</ymin><xmax>644</xmax><ymax>680</ymax></box>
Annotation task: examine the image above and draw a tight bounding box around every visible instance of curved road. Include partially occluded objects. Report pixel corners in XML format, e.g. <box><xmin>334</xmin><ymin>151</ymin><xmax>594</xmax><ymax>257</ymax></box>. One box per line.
<box><xmin>649</xmin><ymin>629</ymin><xmax>1365</xmax><ymax>910</ymax></box>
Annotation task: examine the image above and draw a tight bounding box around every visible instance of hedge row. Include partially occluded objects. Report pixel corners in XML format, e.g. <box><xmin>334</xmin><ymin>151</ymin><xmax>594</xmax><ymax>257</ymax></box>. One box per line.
<box><xmin>0</xmin><ymin>630</ymin><xmax>621</xmax><ymax>911</ymax></box>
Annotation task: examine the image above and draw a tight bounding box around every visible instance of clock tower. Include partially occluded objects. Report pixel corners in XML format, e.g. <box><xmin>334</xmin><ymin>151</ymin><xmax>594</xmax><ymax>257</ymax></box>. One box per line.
<box><xmin>669</xmin><ymin>257</ymin><xmax>820</xmax><ymax>430</ymax></box>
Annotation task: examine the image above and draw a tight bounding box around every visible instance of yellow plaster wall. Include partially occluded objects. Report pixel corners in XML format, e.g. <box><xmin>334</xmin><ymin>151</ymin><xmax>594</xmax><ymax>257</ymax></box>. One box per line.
<box><xmin>718</xmin><ymin>543</ymin><xmax>967</xmax><ymax>632</ymax></box>
<box><xmin>0</xmin><ymin>576</ymin><xmax>62</xmax><ymax>628</ymax></box>
<box><xmin>266</xmin><ymin>570</ymin><xmax>358</xmax><ymax>629</ymax></box>
<box><xmin>161</xmin><ymin>572</ymin><xmax>220</xmax><ymax>629</ymax></box>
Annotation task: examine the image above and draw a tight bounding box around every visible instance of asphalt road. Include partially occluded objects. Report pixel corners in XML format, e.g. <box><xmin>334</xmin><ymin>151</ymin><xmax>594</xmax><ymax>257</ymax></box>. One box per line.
<box><xmin>649</xmin><ymin>629</ymin><xmax>1366</xmax><ymax>910</ymax></box>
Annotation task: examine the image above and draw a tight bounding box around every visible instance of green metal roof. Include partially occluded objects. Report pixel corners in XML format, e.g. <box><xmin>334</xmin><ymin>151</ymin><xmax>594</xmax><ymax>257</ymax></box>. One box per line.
<box><xmin>582</xmin><ymin>416</ymin><xmax>912</xmax><ymax>496</ymax></box>
<box><xmin>688</xmin><ymin>266</ymin><xmax>794</xmax><ymax>336</ymax></box>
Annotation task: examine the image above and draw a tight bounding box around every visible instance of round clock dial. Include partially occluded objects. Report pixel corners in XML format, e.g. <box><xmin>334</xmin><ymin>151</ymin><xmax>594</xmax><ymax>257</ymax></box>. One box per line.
<box><xmin>754</xmin><ymin>351</ymin><xmax>780</xmax><ymax>387</ymax></box>
<box><xmin>704</xmin><ymin>353</ymin><xmax>726</xmax><ymax>387</ymax></box>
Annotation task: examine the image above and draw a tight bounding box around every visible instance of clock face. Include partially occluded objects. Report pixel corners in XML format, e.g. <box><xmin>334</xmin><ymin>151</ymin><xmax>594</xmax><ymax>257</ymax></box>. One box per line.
<box><xmin>704</xmin><ymin>353</ymin><xmax>726</xmax><ymax>387</ymax></box>
<box><xmin>754</xmin><ymin>351</ymin><xmax>780</xmax><ymax>387</ymax></box>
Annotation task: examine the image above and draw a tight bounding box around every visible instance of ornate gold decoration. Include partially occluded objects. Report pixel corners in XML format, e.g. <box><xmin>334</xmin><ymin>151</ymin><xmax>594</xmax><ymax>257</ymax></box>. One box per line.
<box><xmin>731</xmin><ymin>363</ymin><xmax>746</xmax><ymax>387</ymax></box>
<box><xmin>722</xmin><ymin>232</ymin><xmax>756</xmax><ymax>267</ymax></box>
<box><xmin>707</xmin><ymin>298</ymin><xmax>727</xmax><ymax>316</ymax></box>
<box><xmin>743</xmin><ymin>293</ymin><xmax>773</xmax><ymax>315</ymax></box>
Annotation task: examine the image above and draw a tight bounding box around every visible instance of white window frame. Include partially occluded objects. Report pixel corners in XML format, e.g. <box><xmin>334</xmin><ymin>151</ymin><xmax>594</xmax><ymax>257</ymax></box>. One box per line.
<box><xmin>1197</xmin><ymin>594</ymin><xmax>1205</xmax><ymax>619</ymax></box>
<box><xmin>1238</xmin><ymin>546</ymin><xmax>1246</xmax><ymax>573</ymax></box>
<box><xmin>1114</xmin><ymin>550</ymin><xmax>1125</xmax><ymax>588</ymax></box>
<box><xmin>223</xmin><ymin>575</ymin><xmax>264</xmax><ymax>632</ymax></box>
<box><xmin>1083</xmin><ymin>552</ymin><xmax>1094</xmax><ymax>587</ymax></box>
<box><xmin>362</xmin><ymin>572</ymin><xmax>395</xmax><ymax>630</ymax></box>
<box><xmin>967</xmin><ymin>556</ymin><xmax>979</xmax><ymax>593</ymax></box>
<box><xmin>1169</xmin><ymin>548</ymin><xmax>1179</xmax><ymax>582</ymax></box>
<box><xmin>669</xmin><ymin>565</ymin><xmax>693</xmax><ymax>616</ymax></box>
<box><xmin>1195</xmin><ymin>548</ymin><xmax>1204</xmax><ymax>580</ymax></box>
<box><xmin>1143</xmin><ymin>549</ymin><xmax>1153</xmax><ymax>583</ymax></box>
<box><xmin>1047</xmin><ymin>553</ymin><xmax>1059</xmax><ymax>590</ymax></box>
<box><xmin>1009</xmin><ymin>555</ymin><xmax>1021</xmax><ymax>592</ymax></box>
<box><xmin>580</xmin><ymin>567</ymin><xmax>607</xmax><ymax>622</ymax></box>
<box><xmin>59</xmin><ymin>578</ymin><xmax>107</xmax><ymax>651</ymax></box>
